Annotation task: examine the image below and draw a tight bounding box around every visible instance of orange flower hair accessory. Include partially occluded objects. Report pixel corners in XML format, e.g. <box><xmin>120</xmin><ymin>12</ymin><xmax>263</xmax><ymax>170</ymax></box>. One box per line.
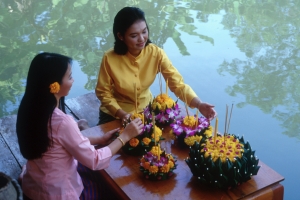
<box><xmin>49</xmin><ymin>82</ymin><xmax>60</xmax><ymax>94</ymax></box>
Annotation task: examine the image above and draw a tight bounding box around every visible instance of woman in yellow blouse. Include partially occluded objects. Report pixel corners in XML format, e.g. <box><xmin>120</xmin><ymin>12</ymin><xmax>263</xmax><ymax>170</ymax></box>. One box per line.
<box><xmin>95</xmin><ymin>7</ymin><xmax>216</xmax><ymax>125</ymax></box>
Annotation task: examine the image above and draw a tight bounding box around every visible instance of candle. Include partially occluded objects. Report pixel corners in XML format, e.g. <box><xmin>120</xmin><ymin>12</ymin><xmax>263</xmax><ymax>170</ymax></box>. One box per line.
<box><xmin>224</xmin><ymin>105</ymin><xmax>228</xmax><ymax>144</ymax></box>
<box><xmin>195</xmin><ymin>110</ymin><xmax>198</xmax><ymax>128</ymax></box>
<box><xmin>158</xmin><ymin>143</ymin><xmax>160</xmax><ymax>160</ymax></box>
<box><xmin>214</xmin><ymin>118</ymin><xmax>218</xmax><ymax>144</ymax></box>
<box><xmin>142</xmin><ymin>113</ymin><xmax>144</xmax><ymax>125</ymax></box>
<box><xmin>134</xmin><ymin>83</ymin><xmax>137</xmax><ymax>113</ymax></box>
<box><xmin>166</xmin><ymin>78</ymin><xmax>168</xmax><ymax>96</ymax></box>
<box><xmin>152</xmin><ymin>112</ymin><xmax>156</xmax><ymax>146</ymax></box>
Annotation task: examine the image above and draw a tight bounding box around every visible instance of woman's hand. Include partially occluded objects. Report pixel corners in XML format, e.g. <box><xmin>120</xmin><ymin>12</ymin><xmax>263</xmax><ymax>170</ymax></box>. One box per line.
<box><xmin>77</xmin><ymin>119</ymin><xmax>89</xmax><ymax>131</ymax></box>
<box><xmin>121</xmin><ymin>113</ymin><xmax>131</xmax><ymax>123</ymax></box>
<box><xmin>99</xmin><ymin>128</ymin><xmax>120</xmax><ymax>146</ymax></box>
<box><xmin>198</xmin><ymin>102</ymin><xmax>217</xmax><ymax>121</ymax></box>
<box><xmin>121</xmin><ymin>118</ymin><xmax>143</xmax><ymax>142</ymax></box>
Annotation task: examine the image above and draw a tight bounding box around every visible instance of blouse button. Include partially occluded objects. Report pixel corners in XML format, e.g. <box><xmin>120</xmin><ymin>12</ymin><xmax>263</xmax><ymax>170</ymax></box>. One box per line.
<box><xmin>137</xmin><ymin>87</ymin><xmax>140</xmax><ymax>90</ymax></box>
<box><xmin>135</xmin><ymin>74</ymin><xmax>137</xmax><ymax>77</ymax></box>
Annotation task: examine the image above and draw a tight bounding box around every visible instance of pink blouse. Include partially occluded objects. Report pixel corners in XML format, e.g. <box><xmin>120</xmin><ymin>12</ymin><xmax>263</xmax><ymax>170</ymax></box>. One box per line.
<box><xmin>20</xmin><ymin>108</ymin><xmax>112</xmax><ymax>200</ymax></box>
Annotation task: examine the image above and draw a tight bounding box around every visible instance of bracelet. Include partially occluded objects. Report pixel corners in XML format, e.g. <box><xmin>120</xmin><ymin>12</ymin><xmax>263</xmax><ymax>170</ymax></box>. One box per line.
<box><xmin>117</xmin><ymin>137</ymin><xmax>125</xmax><ymax>146</ymax></box>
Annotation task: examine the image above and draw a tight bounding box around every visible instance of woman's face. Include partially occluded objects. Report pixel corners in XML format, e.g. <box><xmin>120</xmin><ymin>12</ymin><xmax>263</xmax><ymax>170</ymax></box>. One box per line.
<box><xmin>118</xmin><ymin>20</ymin><xmax>148</xmax><ymax>56</ymax></box>
<box><xmin>57</xmin><ymin>64</ymin><xmax>74</xmax><ymax>97</ymax></box>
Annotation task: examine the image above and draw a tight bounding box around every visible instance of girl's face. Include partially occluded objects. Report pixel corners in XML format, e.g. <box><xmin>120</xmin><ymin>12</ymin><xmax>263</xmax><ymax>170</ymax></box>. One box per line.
<box><xmin>57</xmin><ymin>64</ymin><xmax>74</xmax><ymax>98</ymax></box>
<box><xmin>118</xmin><ymin>20</ymin><xmax>148</xmax><ymax>56</ymax></box>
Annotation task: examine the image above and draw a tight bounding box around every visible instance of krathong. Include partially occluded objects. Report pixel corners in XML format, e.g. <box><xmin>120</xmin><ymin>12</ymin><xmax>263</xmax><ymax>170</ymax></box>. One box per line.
<box><xmin>185</xmin><ymin>134</ymin><xmax>260</xmax><ymax>188</ymax></box>
<box><xmin>169</xmin><ymin>115</ymin><xmax>212</xmax><ymax>147</ymax></box>
<box><xmin>139</xmin><ymin>145</ymin><xmax>177</xmax><ymax>181</ymax></box>
<box><xmin>185</xmin><ymin>105</ymin><xmax>260</xmax><ymax>188</ymax></box>
<box><xmin>120</xmin><ymin>113</ymin><xmax>163</xmax><ymax>156</ymax></box>
<box><xmin>144</xmin><ymin>94</ymin><xmax>181</xmax><ymax>127</ymax></box>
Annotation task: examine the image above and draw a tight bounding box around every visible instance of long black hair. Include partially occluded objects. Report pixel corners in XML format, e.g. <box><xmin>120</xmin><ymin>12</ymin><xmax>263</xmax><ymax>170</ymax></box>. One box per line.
<box><xmin>113</xmin><ymin>7</ymin><xmax>151</xmax><ymax>55</ymax></box>
<box><xmin>16</xmin><ymin>52</ymin><xmax>72</xmax><ymax>160</ymax></box>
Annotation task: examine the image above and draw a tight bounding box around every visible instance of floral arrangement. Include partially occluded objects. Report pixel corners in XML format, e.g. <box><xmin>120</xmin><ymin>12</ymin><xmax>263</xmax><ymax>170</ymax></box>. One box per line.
<box><xmin>169</xmin><ymin>115</ymin><xmax>212</xmax><ymax>147</ymax></box>
<box><xmin>120</xmin><ymin>113</ymin><xmax>164</xmax><ymax>156</ymax></box>
<box><xmin>144</xmin><ymin>94</ymin><xmax>181</xmax><ymax>127</ymax></box>
<box><xmin>185</xmin><ymin>133</ymin><xmax>260</xmax><ymax>189</ymax></box>
<box><xmin>139</xmin><ymin>145</ymin><xmax>177</xmax><ymax>181</ymax></box>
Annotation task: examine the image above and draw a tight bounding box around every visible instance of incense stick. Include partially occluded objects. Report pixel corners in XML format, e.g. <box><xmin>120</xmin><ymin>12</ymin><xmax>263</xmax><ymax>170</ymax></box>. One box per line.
<box><xmin>180</xmin><ymin>89</ymin><xmax>189</xmax><ymax>117</ymax></box>
<box><xmin>159</xmin><ymin>66</ymin><xmax>162</xmax><ymax>96</ymax></box>
<box><xmin>225</xmin><ymin>104</ymin><xmax>228</xmax><ymax>134</ymax></box>
<box><xmin>152</xmin><ymin>112</ymin><xmax>156</xmax><ymax>146</ymax></box>
<box><xmin>227</xmin><ymin>104</ymin><xmax>234</xmax><ymax>134</ymax></box>
<box><xmin>134</xmin><ymin>83</ymin><xmax>137</xmax><ymax>113</ymax></box>
<box><xmin>166</xmin><ymin>78</ymin><xmax>168</xmax><ymax>96</ymax></box>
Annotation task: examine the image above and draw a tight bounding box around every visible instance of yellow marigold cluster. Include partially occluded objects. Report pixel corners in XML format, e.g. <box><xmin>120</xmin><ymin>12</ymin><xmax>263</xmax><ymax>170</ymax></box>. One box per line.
<box><xmin>151</xmin><ymin>94</ymin><xmax>175</xmax><ymax>111</ymax></box>
<box><xmin>168</xmin><ymin>160</ymin><xmax>175</xmax><ymax>168</ymax></box>
<box><xmin>183</xmin><ymin>116</ymin><xmax>196</xmax><ymax>127</ymax></box>
<box><xmin>151</xmin><ymin>125</ymin><xmax>162</xmax><ymax>142</ymax></box>
<box><xmin>129</xmin><ymin>138</ymin><xmax>139</xmax><ymax>147</ymax></box>
<box><xmin>201</xmin><ymin>135</ymin><xmax>244</xmax><ymax>162</ymax></box>
<box><xmin>204</xmin><ymin>126</ymin><xmax>213</xmax><ymax>137</ymax></box>
<box><xmin>184</xmin><ymin>135</ymin><xmax>203</xmax><ymax>146</ymax></box>
<box><xmin>149</xmin><ymin>165</ymin><xmax>159</xmax><ymax>174</ymax></box>
<box><xmin>131</xmin><ymin>113</ymin><xmax>143</xmax><ymax>120</ymax></box>
<box><xmin>160</xmin><ymin>164</ymin><xmax>170</xmax><ymax>173</ymax></box>
<box><xmin>150</xmin><ymin>146</ymin><xmax>162</xmax><ymax>157</ymax></box>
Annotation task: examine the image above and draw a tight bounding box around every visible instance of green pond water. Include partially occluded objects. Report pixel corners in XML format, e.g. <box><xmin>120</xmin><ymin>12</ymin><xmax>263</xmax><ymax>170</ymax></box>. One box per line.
<box><xmin>1</xmin><ymin>0</ymin><xmax>299</xmax><ymax>199</ymax></box>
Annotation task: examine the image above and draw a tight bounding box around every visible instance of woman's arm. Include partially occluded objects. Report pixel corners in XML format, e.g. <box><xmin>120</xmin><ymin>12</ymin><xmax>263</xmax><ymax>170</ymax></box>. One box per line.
<box><xmin>189</xmin><ymin>97</ymin><xmax>216</xmax><ymax>120</ymax></box>
<box><xmin>159</xmin><ymin>48</ymin><xmax>216</xmax><ymax>120</ymax></box>
<box><xmin>59</xmin><ymin>116</ymin><xmax>143</xmax><ymax>170</ymax></box>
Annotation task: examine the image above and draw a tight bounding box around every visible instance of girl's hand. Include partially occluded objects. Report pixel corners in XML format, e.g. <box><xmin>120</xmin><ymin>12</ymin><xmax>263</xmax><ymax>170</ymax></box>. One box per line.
<box><xmin>100</xmin><ymin>128</ymin><xmax>120</xmax><ymax>146</ymax></box>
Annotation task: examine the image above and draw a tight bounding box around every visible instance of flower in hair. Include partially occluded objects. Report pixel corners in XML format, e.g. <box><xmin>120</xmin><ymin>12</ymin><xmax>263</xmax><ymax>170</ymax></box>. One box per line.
<box><xmin>49</xmin><ymin>82</ymin><xmax>60</xmax><ymax>93</ymax></box>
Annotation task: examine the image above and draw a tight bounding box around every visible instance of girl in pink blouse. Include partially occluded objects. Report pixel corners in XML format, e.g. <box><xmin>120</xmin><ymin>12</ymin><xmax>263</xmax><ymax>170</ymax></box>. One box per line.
<box><xmin>16</xmin><ymin>52</ymin><xmax>143</xmax><ymax>200</ymax></box>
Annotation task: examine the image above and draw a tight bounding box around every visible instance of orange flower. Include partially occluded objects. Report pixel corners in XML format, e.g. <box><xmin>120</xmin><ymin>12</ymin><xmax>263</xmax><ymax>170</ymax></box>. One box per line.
<box><xmin>142</xmin><ymin>137</ymin><xmax>151</xmax><ymax>145</ymax></box>
<box><xmin>49</xmin><ymin>82</ymin><xmax>60</xmax><ymax>93</ymax></box>
<box><xmin>168</xmin><ymin>160</ymin><xmax>174</xmax><ymax>168</ymax></box>
<box><xmin>160</xmin><ymin>164</ymin><xmax>170</xmax><ymax>173</ymax></box>
<box><xmin>149</xmin><ymin>165</ymin><xmax>158</xmax><ymax>174</ymax></box>
<box><xmin>143</xmin><ymin>162</ymin><xmax>150</xmax><ymax>170</ymax></box>
<box><xmin>129</xmin><ymin>138</ymin><xmax>139</xmax><ymax>147</ymax></box>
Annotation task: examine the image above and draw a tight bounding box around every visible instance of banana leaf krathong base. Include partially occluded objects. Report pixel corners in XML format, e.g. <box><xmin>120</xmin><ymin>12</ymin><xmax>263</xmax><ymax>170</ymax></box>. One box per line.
<box><xmin>185</xmin><ymin>134</ymin><xmax>260</xmax><ymax>189</ymax></box>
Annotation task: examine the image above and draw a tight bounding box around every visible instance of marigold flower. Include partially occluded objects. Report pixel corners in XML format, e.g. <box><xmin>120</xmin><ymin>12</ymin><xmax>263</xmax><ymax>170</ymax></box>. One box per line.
<box><xmin>151</xmin><ymin>102</ymin><xmax>162</xmax><ymax>110</ymax></box>
<box><xmin>168</xmin><ymin>160</ymin><xmax>174</xmax><ymax>168</ymax></box>
<box><xmin>140</xmin><ymin>157</ymin><xmax>146</xmax><ymax>163</ymax></box>
<box><xmin>204</xmin><ymin>126</ymin><xmax>213</xmax><ymax>137</ymax></box>
<box><xmin>183</xmin><ymin>116</ymin><xmax>196</xmax><ymax>127</ymax></box>
<box><xmin>195</xmin><ymin>135</ymin><xmax>202</xmax><ymax>143</ymax></box>
<box><xmin>150</xmin><ymin>146</ymin><xmax>162</xmax><ymax>157</ymax></box>
<box><xmin>129</xmin><ymin>138</ymin><xmax>139</xmax><ymax>147</ymax></box>
<box><xmin>143</xmin><ymin>162</ymin><xmax>150</xmax><ymax>170</ymax></box>
<box><xmin>184</xmin><ymin>136</ymin><xmax>196</xmax><ymax>146</ymax></box>
<box><xmin>149</xmin><ymin>165</ymin><xmax>158</xmax><ymax>174</ymax></box>
<box><xmin>142</xmin><ymin>137</ymin><xmax>151</xmax><ymax>145</ymax></box>
<box><xmin>49</xmin><ymin>82</ymin><xmax>60</xmax><ymax>94</ymax></box>
<box><xmin>131</xmin><ymin>113</ymin><xmax>143</xmax><ymax>120</ymax></box>
<box><xmin>160</xmin><ymin>164</ymin><xmax>170</xmax><ymax>173</ymax></box>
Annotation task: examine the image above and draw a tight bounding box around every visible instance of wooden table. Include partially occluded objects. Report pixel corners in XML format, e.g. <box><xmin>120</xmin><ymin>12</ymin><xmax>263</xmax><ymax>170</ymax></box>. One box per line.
<box><xmin>82</xmin><ymin>120</ymin><xmax>284</xmax><ymax>200</ymax></box>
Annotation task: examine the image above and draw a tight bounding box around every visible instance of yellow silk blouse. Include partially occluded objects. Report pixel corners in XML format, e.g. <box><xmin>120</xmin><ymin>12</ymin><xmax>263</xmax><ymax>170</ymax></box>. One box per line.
<box><xmin>95</xmin><ymin>43</ymin><xmax>197</xmax><ymax>117</ymax></box>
